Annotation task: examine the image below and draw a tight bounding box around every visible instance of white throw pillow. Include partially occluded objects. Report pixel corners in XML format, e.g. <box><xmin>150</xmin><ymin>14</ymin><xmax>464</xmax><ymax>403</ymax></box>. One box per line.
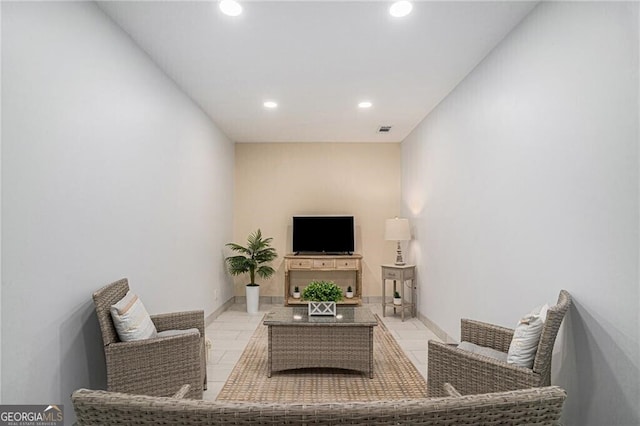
<box><xmin>110</xmin><ymin>291</ymin><xmax>158</xmax><ymax>342</ymax></box>
<box><xmin>507</xmin><ymin>304</ymin><xmax>549</xmax><ymax>368</ymax></box>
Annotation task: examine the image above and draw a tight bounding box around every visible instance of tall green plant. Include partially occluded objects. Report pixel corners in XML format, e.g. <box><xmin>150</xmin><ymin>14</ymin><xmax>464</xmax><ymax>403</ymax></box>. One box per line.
<box><xmin>225</xmin><ymin>229</ymin><xmax>278</xmax><ymax>286</ymax></box>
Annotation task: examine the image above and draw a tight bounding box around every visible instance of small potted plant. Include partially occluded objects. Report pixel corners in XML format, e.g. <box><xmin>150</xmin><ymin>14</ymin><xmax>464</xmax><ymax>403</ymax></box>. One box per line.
<box><xmin>293</xmin><ymin>286</ymin><xmax>301</xmax><ymax>299</ymax></box>
<box><xmin>346</xmin><ymin>286</ymin><xmax>354</xmax><ymax>299</ymax></box>
<box><xmin>225</xmin><ymin>229</ymin><xmax>277</xmax><ymax>314</ymax></box>
<box><xmin>302</xmin><ymin>280</ymin><xmax>343</xmax><ymax>316</ymax></box>
<box><xmin>393</xmin><ymin>291</ymin><xmax>402</xmax><ymax>306</ymax></box>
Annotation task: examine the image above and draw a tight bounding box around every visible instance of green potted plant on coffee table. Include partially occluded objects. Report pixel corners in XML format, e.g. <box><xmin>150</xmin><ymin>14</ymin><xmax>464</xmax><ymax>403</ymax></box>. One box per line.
<box><xmin>302</xmin><ymin>280</ymin><xmax>343</xmax><ymax>316</ymax></box>
<box><xmin>225</xmin><ymin>229</ymin><xmax>277</xmax><ymax>314</ymax></box>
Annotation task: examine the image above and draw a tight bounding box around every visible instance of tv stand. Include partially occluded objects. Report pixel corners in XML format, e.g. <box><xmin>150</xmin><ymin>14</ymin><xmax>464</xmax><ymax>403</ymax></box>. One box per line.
<box><xmin>294</xmin><ymin>252</ymin><xmax>353</xmax><ymax>256</ymax></box>
<box><xmin>284</xmin><ymin>253</ymin><xmax>363</xmax><ymax>306</ymax></box>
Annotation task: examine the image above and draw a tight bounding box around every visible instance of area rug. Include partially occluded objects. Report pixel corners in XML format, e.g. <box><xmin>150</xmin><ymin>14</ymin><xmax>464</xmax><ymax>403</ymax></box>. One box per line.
<box><xmin>216</xmin><ymin>315</ymin><xmax>428</xmax><ymax>403</ymax></box>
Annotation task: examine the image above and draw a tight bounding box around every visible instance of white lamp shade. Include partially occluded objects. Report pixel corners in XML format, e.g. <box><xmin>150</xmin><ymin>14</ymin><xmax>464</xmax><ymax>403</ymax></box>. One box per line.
<box><xmin>385</xmin><ymin>218</ymin><xmax>411</xmax><ymax>241</ymax></box>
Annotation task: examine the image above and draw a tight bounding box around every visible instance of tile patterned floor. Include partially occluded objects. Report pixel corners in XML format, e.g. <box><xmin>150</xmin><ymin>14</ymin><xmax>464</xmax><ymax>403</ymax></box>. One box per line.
<box><xmin>203</xmin><ymin>303</ymin><xmax>441</xmax><ymax>400</ymax></box>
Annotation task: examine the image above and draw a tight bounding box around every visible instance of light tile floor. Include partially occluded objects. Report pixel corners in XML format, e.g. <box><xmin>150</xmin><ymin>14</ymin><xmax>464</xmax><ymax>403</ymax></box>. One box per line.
<box><xmin>203</xmin><ymin>302</ymin><xmax>441</xmax><ymax>400</ymax></box>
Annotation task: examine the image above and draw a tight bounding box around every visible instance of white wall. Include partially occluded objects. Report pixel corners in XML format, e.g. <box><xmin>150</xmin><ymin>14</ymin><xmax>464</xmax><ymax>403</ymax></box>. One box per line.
<box><xmin>1</xmin><ymin>1</ymin><xmax>234</xmax><ymax>421</ymax></box>
<box><xmin>402</xmin><ymin>2</ymin><xmax>639</xmax><ymax>425</ymax></box>
<box><xmin>0</xmin><ymin>1</ymin><xmax>3</xmax><ymax>402</ymax></box>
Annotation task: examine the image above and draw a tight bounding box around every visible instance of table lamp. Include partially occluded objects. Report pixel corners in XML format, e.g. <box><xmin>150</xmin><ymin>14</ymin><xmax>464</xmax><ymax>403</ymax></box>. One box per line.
<box><xmin>385</xmin><ymin>218</ymin><xmax>411</xmax><ymax>265</ymax></box>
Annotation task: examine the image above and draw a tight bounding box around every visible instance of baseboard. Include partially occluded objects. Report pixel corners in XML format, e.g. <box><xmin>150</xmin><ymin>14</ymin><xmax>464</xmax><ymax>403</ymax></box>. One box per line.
<box><xmin>362</xmin><ymin>296</ymin><xmax>382</xmax><ymax>304</ymax></box>
<box><xmin>234</xmin><ymin>295</ymin><xmax>383</xmax><ymax>306</ymax></box>
<box><xmin>215</xmin><ymin>294</ymin><xmax>455</xmax><ymax>344</ymax></box>
<box><xmin>417</xmin><ymin>311</ymin><xmax>456</xmax><ymax>343</ymax></box>
<box><xmin>234</xmin><ymin>295</ymin><xmax>285</xmax><ymax>305</ymax></box>
<box><xmin>205</xmin><ymin>297</ymin><xmax>235</xmax><ymax>327</ymax></box>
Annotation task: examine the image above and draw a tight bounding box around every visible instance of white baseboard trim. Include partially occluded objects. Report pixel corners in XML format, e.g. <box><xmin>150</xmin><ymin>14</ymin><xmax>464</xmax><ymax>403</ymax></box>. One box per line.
<box><xmin>218</xmin><ymin>294</ymin><xmax>455</xmax><ymax>344</ymax></box>
<box><xmin>205</xmin><ymin>297</ymin><xmax>235</xmax><ymax>327</ymax></box>
<box><xmin>417</xmin><ymin>311</ymin><xmax>456</xmax><ymax>343</ymax></box>
<box><xmin>232</xmin><ymin>295</ymin><xmax>387</xmax><ymax>306</ymax></box>
<box><xmin>234</xmin><ymin>295</ymin><xmax>285</xmax><ymax>305</ymax></box>
<box><xmin>362</xmin><ymin>296</ymin><xmax>383</xmax><ymax>304</ymax></box>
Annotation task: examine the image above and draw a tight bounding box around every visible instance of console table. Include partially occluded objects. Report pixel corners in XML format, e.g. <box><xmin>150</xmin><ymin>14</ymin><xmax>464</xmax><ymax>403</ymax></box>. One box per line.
<box><xmin>381</xmin><ymin>264</ymin><xmax>416</xmax><ymax>321</ymax></box>
<box><xmin>284</xmin><ymin>254</ymin><xmax>363</xmax><ymax>305</ymax></box>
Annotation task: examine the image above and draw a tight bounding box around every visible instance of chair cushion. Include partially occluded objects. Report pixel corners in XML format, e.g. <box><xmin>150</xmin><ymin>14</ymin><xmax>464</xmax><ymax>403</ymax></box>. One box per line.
<box><xmin>110</xmin><ymin>291</ymin><xmax>158</xmax><ymax>342</ymax></box>
<box><xmin>458</xmin><ymin>341</ymin><xmax>508</xmax><ymax>362</ymax></box>
<box><xmin>507</xmin><ymin>304</ymin><xmax>549</xmax><ymax>368</ymax></box>
<box><xmin>156</xmin><ymin>328</ymin><xmax>200</xmax><ymax>338</ymax></box>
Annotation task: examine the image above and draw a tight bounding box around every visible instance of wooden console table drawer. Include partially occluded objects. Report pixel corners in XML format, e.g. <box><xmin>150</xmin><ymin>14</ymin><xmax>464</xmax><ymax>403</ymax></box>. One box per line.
<box><xmin>288</xmin><ymin>259</ymin><xmax>312</xmax><ymax>269</ymax></box>
<box><xmin>337</xmin><ymin>259</ymin><xmax>359</xmax><ymax>269</ymax></box>
<box><xmin>313</xmin><ymin>259</ymin><xmax>335</xmax><ymax>269</ymax></box>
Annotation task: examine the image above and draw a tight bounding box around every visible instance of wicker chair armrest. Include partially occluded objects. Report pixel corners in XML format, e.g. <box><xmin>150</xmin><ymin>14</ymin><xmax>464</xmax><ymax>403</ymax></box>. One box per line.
<box><xmin>460</xmin><ymin>318</ymin><xmax>514</xmax><ymax>352</ymax></box>
<box><xmin>151</xmin><ymin>310</ymin><xmax>205</xmax><ymax>336</ymax></box>
<box><xmin>105</xmin><ymin>333</ymin><xmax>202</xmax><ymax>398</ymax></box>
<box><xmin>427</xmin><ymin>340</ymin><xmax>539</xmax><ymax>397</ymax></box>
<box><xmin>107</xmin><ymin>331</ymin><xmax>200</xmax><ymax>352</ymax></box>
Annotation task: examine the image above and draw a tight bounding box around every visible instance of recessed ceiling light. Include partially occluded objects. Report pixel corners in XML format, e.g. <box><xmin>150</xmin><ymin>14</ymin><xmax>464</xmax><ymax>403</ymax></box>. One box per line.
<box><xmin>263</xmin><ymin>101</ymin><xmax>278</xmax><ymax>109</ymax></box>
<box><xmin>358</xmin><ymin>101</ymin><xmax>373</xmax><ymax>109</ymax></box>
<box><xmin>220</xmin><ymin>0</ymin><xmax>242</xmax><ymax>17</ymax></box>
<box><xmin>389</xmin><ymin>1</ymin><xmax>413</xmax><ymax>18</ymax></box>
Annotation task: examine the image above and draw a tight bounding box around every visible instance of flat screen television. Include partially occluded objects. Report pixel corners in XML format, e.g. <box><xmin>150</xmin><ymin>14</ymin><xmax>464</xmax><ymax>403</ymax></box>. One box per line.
<box><xmin>292</xmin><ymin>216</ymin><xmax>355</xmax><ymax>254</ymax></box>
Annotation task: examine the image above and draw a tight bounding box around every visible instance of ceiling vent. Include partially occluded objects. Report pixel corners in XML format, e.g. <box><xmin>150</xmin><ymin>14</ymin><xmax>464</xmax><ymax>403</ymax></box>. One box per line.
<box><xmin>378</xmin><ymin>126</ymin><xmax>392</xmax><ymax>133</ymax></box>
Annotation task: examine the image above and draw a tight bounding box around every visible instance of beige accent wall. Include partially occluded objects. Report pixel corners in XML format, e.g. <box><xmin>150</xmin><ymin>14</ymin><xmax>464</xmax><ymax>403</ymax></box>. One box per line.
<box><xmin>233</xmin><ymin>143</ymin><xmax>401</xmax><ymax>299</ymax></box>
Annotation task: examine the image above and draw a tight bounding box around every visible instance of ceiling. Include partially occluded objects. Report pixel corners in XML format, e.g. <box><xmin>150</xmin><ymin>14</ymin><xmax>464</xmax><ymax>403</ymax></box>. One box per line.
<box><xmin>97</xmin><ymin>1</ymin><xmax>537</xmax><ymax>143</ymax></box>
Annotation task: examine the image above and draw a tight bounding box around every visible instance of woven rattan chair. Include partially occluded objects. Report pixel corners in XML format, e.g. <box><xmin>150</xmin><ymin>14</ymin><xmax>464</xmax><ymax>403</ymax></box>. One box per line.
<box><xmin>427</xmin><ymin>290</ymin><xmax>572</xmax><ymax>397</ymax></box>
<box><xmin>72</xmin><ymin>385</ymin><xmax>567</xmax><ymax>425</ymax></box>
<box><xmin>92</xmin><ymin>278</ymin><xmax>206</xmax><ymax>399</ymax></box>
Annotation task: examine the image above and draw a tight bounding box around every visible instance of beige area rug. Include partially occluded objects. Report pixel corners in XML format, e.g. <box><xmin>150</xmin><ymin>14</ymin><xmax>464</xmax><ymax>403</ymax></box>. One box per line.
<box><xmin>216</xmin><ymin>315</ymin><xmax>428</xmax><ymax>403</ymax></box>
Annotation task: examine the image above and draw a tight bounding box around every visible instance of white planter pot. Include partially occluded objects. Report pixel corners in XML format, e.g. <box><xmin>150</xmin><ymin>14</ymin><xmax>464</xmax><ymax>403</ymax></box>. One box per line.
<box><xmin>246</xmin><ymin>284</ymin><xmax>260</xmax><ymax>314</ymax></box>
<box><xmin>393</xmin><ymin>298</ymin><xmax>402</xmax><ymax>306</ymax></box>
<box><xmin>346</xmin><ymin>291</ymin><xmax>354</xmax><ymax>299</ymax></box>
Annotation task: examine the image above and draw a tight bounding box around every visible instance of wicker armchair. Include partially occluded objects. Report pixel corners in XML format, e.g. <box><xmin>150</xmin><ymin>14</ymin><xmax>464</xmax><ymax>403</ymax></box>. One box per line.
<box><xmin>72</xmin><ymin>385</ymin><xmax>567</xmax><ymax>425</ymax></box>
<box><xmin>428</xmin><ymin>290</ymin><xmax>572</xmax><ymax>397</ymax></box>
<box><xmin>92</xmin><ymin>278</ymin><xmax>206</xmax><ymax>399</ymax></box>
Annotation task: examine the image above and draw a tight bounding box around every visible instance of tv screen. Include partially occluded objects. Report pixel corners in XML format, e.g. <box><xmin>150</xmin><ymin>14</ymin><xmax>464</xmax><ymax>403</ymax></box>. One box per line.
<box><xmin>293</xmin><ymin>216</ymin><xmax>355</xmax><ymax>254</ymax></box>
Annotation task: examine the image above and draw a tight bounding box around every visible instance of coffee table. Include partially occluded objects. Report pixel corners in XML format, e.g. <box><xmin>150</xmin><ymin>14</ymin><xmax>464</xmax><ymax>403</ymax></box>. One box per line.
<box><xmin>263</xmin><ymin>306</ymin><xmax>378</xmax><ymax>378</ymax></box>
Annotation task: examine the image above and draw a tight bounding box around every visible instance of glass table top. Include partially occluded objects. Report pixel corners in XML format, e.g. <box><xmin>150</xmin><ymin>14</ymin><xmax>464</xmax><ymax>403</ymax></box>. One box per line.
<box><xmin>263</xmin><ymin>306</ymin><xmax>377</xmax><ymax>326</ymax></box>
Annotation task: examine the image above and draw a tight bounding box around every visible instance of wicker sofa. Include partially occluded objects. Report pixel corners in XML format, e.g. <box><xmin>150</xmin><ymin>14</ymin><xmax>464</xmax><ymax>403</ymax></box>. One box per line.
<box><xmin>72</xmin><ymin>385</ymin><xmax>566</xmax><ymax>425</ymax></box>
